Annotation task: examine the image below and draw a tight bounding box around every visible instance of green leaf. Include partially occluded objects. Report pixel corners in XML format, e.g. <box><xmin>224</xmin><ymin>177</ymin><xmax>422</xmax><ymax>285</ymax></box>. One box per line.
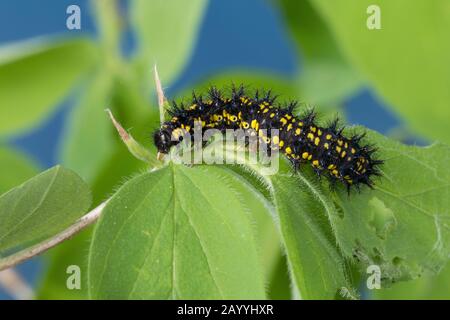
<box><xmin>0</xmin><ymin>38</ymin><xmax>99</xmax><ymax>136</ymax></box>
<box><xmin>217</xmin><ymin>166</ymin><xmax>281</xmax><ymax>281</ymax></box>
<box><xmin>267</xmin><ymin>254</ymin><xmax>293</xmax><ymax>300</ymax></box>
<box><xmin>131</xmin><ymin>0</ymin><xmax>208</xmax><ymax>85</ymax></box>
<box><xmin>38</xmin><ymin>145</ymin><xmax>147</xmax><ymax>300</ymax></box>
<box><xmin>277</xmin><ymin>0</ymin><xmax>362</xmax><ymax>105</ymax></box>
<box><xmin>88</xmin><ymin>165</ymin><xmax>266</xmax><ymax>299</ymax></box>
<box><xmin>201</xmin><ymin>136</ymin><xmax>356</xmax><ymax>299</ymax></box>
<box><xmin>0</xmin><ymin>166</ymin><xmax>92</xmax><ymax>258</ymax></box>
<box><xmin>60</xmin><ymin>71</ymin><xmax>114</xmax><ymax>182</ymax></box>
<box><xmin>374</xmin><ymin>261</ymin><xmax>450</xmax><ymax>299</ymax></box>
<box><xmin>269</xmin><ymin>160</ymin><xmax>356</xmax><ymax>299</ymax></box>
<box><xmin>311</xmin><ymin>0</ymin><xmax>450</xmax><ymax>142</ymax></box>
<box><xmin>331</xmin><ymin>129</ymin><xmax>450</xmax><ymax>284</ymax></box>
<box><xmin>0</xmin><ymin>146</ymin><xmax>39</xmax><ymax>194</ymax></box>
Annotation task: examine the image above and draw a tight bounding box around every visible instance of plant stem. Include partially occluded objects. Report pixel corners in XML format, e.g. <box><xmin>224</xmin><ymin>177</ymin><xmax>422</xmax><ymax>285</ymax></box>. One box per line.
<box><xmin>91</xmin><ymin>0</ymin><xmax>122</xmax><ymax>67</ymax></box>
<box><xmin>0</xmin><ymin>201</ymin><xmax>107</xmax><ymax>272</ymax></box>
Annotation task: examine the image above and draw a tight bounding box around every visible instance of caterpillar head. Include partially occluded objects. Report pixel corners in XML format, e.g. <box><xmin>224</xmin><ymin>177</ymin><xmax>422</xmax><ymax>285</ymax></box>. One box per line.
<box><xmin>153</xmin><ymin>128</ymin><xmax>174</xmax><ymax>154</ymax></box>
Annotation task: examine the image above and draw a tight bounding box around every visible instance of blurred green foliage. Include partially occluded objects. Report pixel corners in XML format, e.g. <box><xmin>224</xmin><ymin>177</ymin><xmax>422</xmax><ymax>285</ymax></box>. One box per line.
<box><xmin>311</xmin><ymin>0</ymin><xmax>450</xmax><ymax>143</ymax></box>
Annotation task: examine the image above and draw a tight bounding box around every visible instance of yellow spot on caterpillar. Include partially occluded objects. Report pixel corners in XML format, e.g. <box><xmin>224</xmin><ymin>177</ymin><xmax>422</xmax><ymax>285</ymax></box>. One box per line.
<box><xmin>312</xmin><ymin>160</ymin><xmax>319</xmax><ymax>167</ymax></box>
<box><xmin>259</xmin><ymin>104</ymin><xmax>265</xmax><ymax>109</ymax></box>
<box><xmin>298</xmin><ymin>121</ymin><xmax>303</xmax><ymax>126</ymax></box>
<box><xmin>308</xmin><ymin>154</ymin><xmax>313</xmax><ymax>160</ymax></box>
<box><xmin>238</xmin><ymin>112</ymin><xmax>242</xmax><ymax>120</ymax></box>
<box><xmin>295</xmin><ymin>128</ymin><xmax>301</xmax><ymax>135</ymax></box>
<box><xmin>280</xmin><ymin>118</ymin><xmax>287</xmax><ymax>126</ymax></box>
<box><xmin>351</xmin><ymin>148</ymin><xmax>356</xmax><ymax>154</ymax></box>
<box><xmin>272</xmin><ymin>136</ymin><xmax>280</xmax><ymax>144</ymax></box>
<box><xmin>184</xmin><ymin>125</ymin><xmax>191</xmax><ymax>132</ymax></box>
<box><xmin>332</xmin><ymin>169</ymin><xmax>339</xmax><ymax>176</ymax></box>
<box><xmin>336</xmin><ymin>146</ymin><xmax>342</xmax><ymax>153</ymax></box>
<box><xmin>264</xmin><ymin>137</ymin><xmax>271</xmax><ymax>144</ymax></box>
<box><xmin>302</xmin><ymin>152</ymin><xmax>309</xmax><ymax>159</ymax></box>
<box><xmin>307</xmin><ymin>133</ymin><xmax>314</xmax><ymax>141</ymax></box>
<box><xmin>242</xmin><ymin>122</ymin><xmax>250</xmax><ymax>129</ymax></box>
<box><xmin>263</xmin><ymin>108</ymin><xmax>269</xmax><ymax>113</ymax></box>
<box><xmin>328</xmin><ymin>164</ymin><xmax>336</xmax><ymax>170</ymax></box>
<box><xmin>344</xmin><ymin>142</ymin><xmax>348</xmax><ymax>148</ymax></box>
<box><xmin>326</xmin><ymin>134</ymin><xmax>332</xmax><ymax>140</ymax></box>
<box><xmin>270</xmin><ymin>113</ymin><xmax>275</xmax><ymax>118</ymax></box>
<box><xmin>338</xmin><ymin>140</ymin><xmax>343</xmax><ymax>146</ymax></box>
<box><xmin>230</xmin><ymin>115</ymin><xmax>238</xmax><ymax>122</ymax></box>
<box><xmin>285</xmin><ymin>114</ymin><xmax>292</xmax><ymax>120</ymax></box>
<box><xmin>285</xmin><ymin>147</ymin><xmax>292</xmax><ymax>154</ymax></box>
<box><xmin>279</xmin><ymin>140</ymin><xmax>285</xmax><ymax>147</ymax></box>
<box><xmin>287</xmin><ymin>123</ymin><xmax>293</xmax><ymax>131</ymax></box>
<box><xmin>310</xmin><ymin>127</ymin><xmax>316</xmax><ymax>133</ymax></box>
<box><xmin>347</xmin><ymin>157</ymin><xmax>352</xmax><ymax>161</ymax></box>
<box><xmin>341</xmin><ymin>151</ymin><xmax>347</xmax><ymax>158</ymax></box>
<box><xmin>324</xmin><ymin>143</ymin><xmax>329</xmax><ymax>149</ymax></box>
<box><xmin>172</xmin><ymin>128</ymin><xmax>182</xmax><ymax>140</ymax></box>
<box><xmin>314</xmin><ymin>137</ymin><xmax>320</xmax><ymax>146</ymax></box>
<box><xmin>317</xmin><ymin>129</ymin><xmax>322</xmax><ymax>136</ymax></box>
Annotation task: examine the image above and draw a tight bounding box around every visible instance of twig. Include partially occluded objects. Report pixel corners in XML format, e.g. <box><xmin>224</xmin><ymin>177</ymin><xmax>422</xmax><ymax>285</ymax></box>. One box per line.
<box><xmin>0</xmin><ymin>268</ymin><xmax>34</xmax><ymax>300</ymax></box>
<box><xmin>0</xmin><ymin>201</ymin><xmax>107</xmax><ymax>272</ymax></box>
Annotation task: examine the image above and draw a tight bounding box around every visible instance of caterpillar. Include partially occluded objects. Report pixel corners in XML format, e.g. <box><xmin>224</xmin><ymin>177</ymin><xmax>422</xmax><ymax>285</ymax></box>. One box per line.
<box><xmin>153</xmin><ymin>86</ymin><xmax>383</xmax><ymax>192</ymax></box>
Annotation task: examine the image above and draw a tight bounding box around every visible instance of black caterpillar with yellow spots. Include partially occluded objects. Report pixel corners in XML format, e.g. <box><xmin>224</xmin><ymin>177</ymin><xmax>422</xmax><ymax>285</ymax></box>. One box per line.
<box><xmin>153</xmin><ymin>86</ymin><xmax>383</xmax><ymax>192</ymax></box>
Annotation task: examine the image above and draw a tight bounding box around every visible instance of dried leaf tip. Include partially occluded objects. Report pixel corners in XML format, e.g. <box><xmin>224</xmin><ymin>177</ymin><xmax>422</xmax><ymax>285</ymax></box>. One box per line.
<box><xmin>153</xmin><ymin>64</ymin><xmax>167</xmax><ymax>125</ymax></box>
<box><xmin>105</xmin><ymin>108</ymin><xmax>162</xmax><ymax>167</ymax></box>
<box><xmin>105</xmin><ymin>108</ymin><xmax>129</xmax><ymax>142</ymax></box>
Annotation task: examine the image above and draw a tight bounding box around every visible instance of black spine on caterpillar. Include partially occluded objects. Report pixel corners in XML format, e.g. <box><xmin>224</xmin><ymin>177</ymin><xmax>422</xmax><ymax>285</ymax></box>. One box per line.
<box><xmin>153</xmin><ymin>86</ymin><xmax>383</xmax><ymax>192</ymax></box>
